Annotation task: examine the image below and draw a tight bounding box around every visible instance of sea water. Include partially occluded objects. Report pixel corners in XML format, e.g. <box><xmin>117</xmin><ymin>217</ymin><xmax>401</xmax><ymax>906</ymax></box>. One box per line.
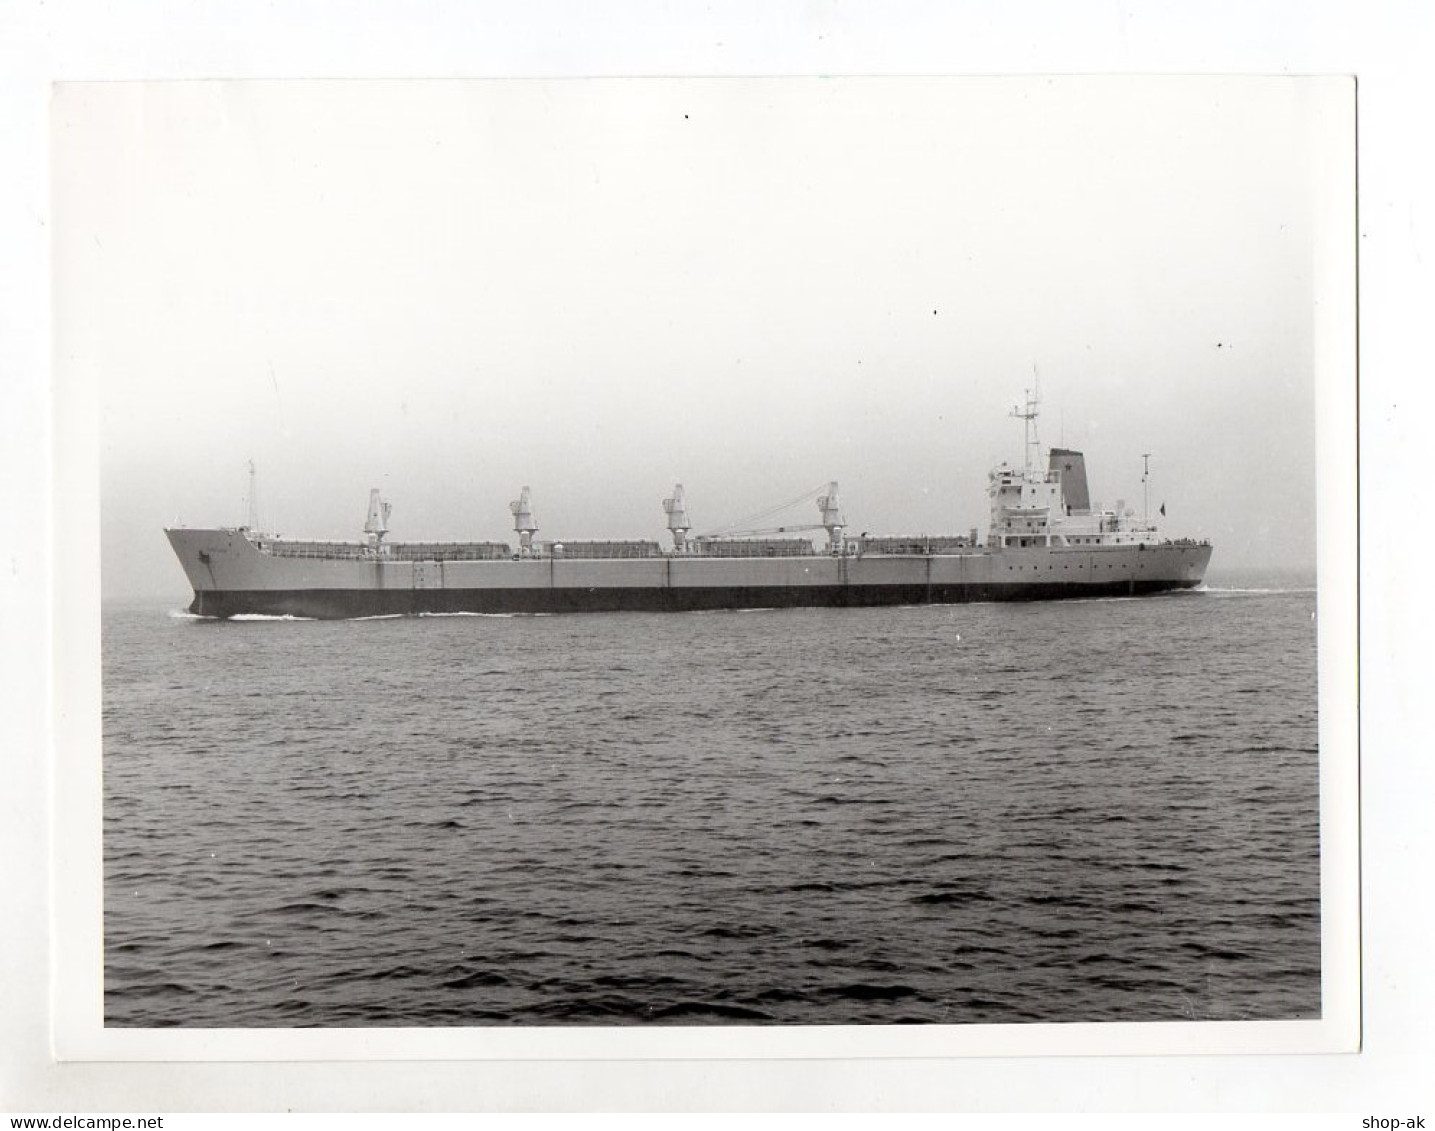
<box><xmin>102</xmin><ymin>569</ymin><xmax>1320</xmax><ymax>1026</ymax></box>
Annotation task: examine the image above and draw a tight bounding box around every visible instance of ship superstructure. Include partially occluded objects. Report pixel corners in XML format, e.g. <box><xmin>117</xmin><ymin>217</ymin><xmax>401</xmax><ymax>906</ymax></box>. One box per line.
<box><xmin>987</xmin><ymin>390</ymin><xmax>1161</xmax><ymax>550</ymax></box>
<box><xmin>166</xmin><ymin>392</ymin><xmax>1212</xmax><ymax>618</ymax></box>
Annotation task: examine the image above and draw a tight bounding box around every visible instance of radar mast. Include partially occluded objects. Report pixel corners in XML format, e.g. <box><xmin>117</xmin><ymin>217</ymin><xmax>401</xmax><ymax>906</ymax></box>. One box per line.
<box><xmin>1010</xmin><ymin>383</ymin><xmax>1042</xmax><ymax>474</ymax></box>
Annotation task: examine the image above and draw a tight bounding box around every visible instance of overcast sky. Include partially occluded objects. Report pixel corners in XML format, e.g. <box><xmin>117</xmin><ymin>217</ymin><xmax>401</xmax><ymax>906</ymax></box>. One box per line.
<box><xmin>53</xmin><ymin>77</ymin><xmax>1337</xmax><ymax>600</ymax></box>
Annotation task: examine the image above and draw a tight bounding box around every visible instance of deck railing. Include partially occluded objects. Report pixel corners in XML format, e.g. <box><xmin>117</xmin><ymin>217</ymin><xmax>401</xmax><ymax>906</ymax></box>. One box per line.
<box><xmin>255</xmin><ymin>539</ymin><xmax>512</xmax><ymax>562</ymax></box>
<box><xmin>858</xmin><ymin>535</ymin><xmax>971</xmax><ymax>555</ymax></box>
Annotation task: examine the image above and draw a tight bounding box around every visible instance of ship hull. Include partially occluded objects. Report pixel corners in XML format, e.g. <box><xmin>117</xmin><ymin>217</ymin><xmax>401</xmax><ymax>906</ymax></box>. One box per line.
<box><xmin>168</xmin><ymin>528</ymin><xmax>1213</xmax><ymax>620</ymax></box>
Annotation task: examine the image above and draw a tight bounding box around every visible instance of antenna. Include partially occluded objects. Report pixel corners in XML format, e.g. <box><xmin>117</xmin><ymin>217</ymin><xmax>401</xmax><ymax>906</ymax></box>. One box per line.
<box><xmin>1141</xmin><ymin>453</ymin><xmax>1151</xmax><ymax>524</ymax></box>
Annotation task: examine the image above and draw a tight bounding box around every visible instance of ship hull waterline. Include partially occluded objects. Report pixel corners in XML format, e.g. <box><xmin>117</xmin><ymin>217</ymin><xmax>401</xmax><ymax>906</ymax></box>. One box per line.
<box><xmin>186</xmin><ymin>578</ymin><xmax>1204</xmax><ymax>619</ymax></box>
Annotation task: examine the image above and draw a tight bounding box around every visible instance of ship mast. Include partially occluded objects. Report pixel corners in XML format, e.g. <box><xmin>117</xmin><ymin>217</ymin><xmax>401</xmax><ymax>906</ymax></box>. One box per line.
<box><xmin>1142</xmin><ymin>453</ymin><xmax>1151</xmax><ymax>524</ymax></box>
<box><xmin>1010</xmin><ymin>385</ymin><xmax>1041</xmax><ymax>474</ymax></box>
<box><xmin>244</xmin><ymin>460</ymin><xmax>259</xmax><ymax>532</ymax></box>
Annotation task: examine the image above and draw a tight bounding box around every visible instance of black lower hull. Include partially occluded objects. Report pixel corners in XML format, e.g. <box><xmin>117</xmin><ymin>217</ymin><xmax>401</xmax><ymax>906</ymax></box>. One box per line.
<box><xmin>189</xmin><ymin>579</ymin><xmax>1203</xmax><ymax>620</ymax></box>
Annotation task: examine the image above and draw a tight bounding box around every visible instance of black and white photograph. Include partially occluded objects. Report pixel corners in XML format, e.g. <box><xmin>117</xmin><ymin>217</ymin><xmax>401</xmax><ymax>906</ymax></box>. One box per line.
<box><xmin>43</xmin><ymin>73</ymin><xmax>1358</xmax><ymax>1056</ymax></box>
<box><xmin>15</xmin><ymin>0</ymin><xmax>1435</xmax><ymax>1117</ymax></box>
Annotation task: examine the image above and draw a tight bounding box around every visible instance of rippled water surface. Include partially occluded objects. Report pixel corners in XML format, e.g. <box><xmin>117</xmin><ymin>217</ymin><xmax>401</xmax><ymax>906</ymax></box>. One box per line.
<box><xmin>103</xmin><ymin>571</ymin><xmax>1320</xmax><ymax>1026</ymax></box>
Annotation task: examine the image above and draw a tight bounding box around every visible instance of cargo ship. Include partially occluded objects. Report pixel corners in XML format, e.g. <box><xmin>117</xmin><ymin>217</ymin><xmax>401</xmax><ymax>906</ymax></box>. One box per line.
<box><xmin>166</xmin><ymin>392</ymin><xmax>1212</xmax><ymax>618</ymax></box>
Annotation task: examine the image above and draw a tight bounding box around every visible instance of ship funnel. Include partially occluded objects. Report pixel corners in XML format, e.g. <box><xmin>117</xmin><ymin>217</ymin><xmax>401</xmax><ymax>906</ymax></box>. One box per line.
<box><xmin>662</xmin><ymin>484</ymin><xmax>690</xmax><ymax>552</ymax></box>
<box><xmin>1048</xmin><ymin>448</ymin><xmax>1090</xmax><ymax>515</ymax></box>
<box><xmin>817</xmin><ymin>481</ymin><xmax>846</xmax><ymax>553</ymax></box>
<box><xmin>510</xmin><ymin>486</ymin><xmax>538</xmax><ymax>555</ymax></box>
<box><xmin>363</xmin><ymin>488</ymin><xmax>391</xmax><ymax>548</ymax></box>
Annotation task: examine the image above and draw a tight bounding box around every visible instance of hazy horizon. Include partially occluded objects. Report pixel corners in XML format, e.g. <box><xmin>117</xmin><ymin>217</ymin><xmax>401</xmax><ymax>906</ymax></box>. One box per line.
<box><xmin>52</xmin><ymin>78</ymin><xmax>1330</xmax><ymax>600</ymax></box>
